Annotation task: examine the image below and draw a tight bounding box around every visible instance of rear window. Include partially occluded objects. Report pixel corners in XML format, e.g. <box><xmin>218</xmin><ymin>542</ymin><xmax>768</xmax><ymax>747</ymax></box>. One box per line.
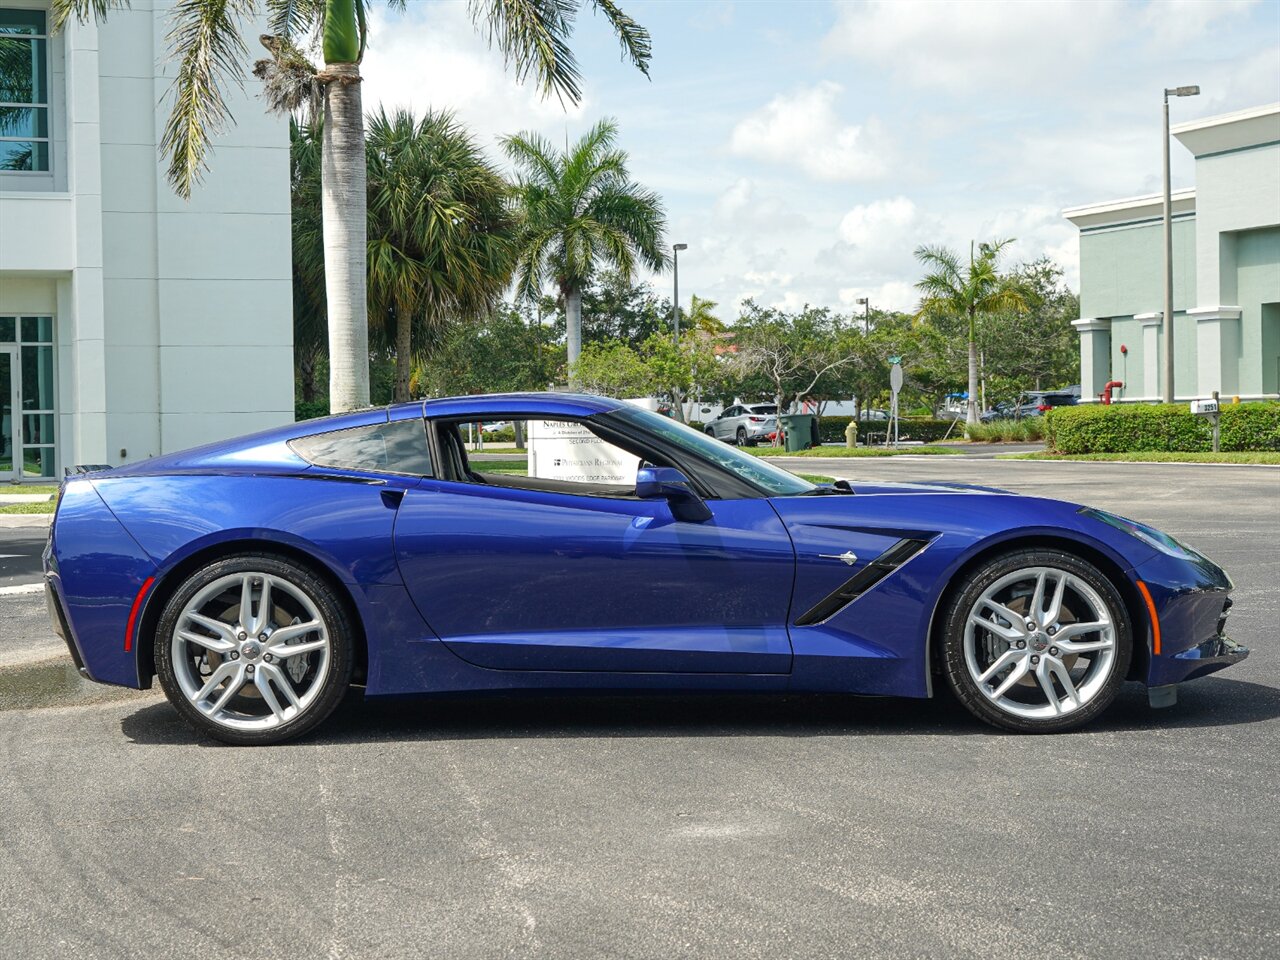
<box><xmin>748</xmin><ymin>405</ymin><xmax>777</xmax><ymax>414</ymax></box>
<box><xmin>290</xmin><ymin>420</ymin><xmax>433</xmax><ymax>477</ymax></box>
<box><xmin>1041</xmin><ymin>395</ymin><xmax>1074</xmax><ymax>406</ymax></box>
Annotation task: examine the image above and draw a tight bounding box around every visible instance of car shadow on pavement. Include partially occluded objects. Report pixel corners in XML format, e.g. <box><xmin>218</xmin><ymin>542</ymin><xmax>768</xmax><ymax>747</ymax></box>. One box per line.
<box><xmin>118</xmin><ymin>675</ymin><xmax>1280</xmax><ymax>747</ymax></box>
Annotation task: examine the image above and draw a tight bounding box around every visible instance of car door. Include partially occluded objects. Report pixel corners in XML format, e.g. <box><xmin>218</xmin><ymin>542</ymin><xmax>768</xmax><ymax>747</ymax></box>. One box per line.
<box><xmin>393</xmin><ymin>418</ymin><xmax>797</xmax><ymax>675</ymax></box>
<box><xmin>714</xmin><ymin>406</ymin><xmax>739</xmax><ymax>440</ymax></box>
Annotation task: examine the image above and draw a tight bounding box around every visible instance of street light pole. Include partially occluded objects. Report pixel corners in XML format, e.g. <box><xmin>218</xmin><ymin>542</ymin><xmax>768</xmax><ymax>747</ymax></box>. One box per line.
<box><xmin>855</xmin><ymin>297</ymin><xmax>870</xmax><ymax>334</ymax></box>
<box><xmin>672</xmin><ymin>243</ymin><xmax>687</xmax><ymax>342</ymax></box>
<box><xmin>1162</xmin><ymin>84</ymin><xmax>1199</xmax><ymax>404</ymax></box>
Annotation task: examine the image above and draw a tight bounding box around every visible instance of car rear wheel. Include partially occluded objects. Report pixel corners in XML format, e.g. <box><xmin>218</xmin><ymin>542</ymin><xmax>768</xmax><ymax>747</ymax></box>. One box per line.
<box><xmin>735</xmin><ymin>426</ymin><xmax>750</xmax><ymax>446</ymax></box>
<box><xmin>154</xmin><ymin>554</ymin><xmax>354</xmax><ymax>745</ymax></box>
<box><xmin>941</xmin><ymin>549</ymin><xmax>1132</xmax><ymax>733</ymax></box>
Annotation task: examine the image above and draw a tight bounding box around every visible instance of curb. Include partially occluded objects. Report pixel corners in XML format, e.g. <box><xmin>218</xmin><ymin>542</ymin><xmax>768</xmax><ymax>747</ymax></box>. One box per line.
<box><xmin>0</xmin><ymin>583</ymin><xmax>45</xmax><ymax>596</ymax></box>
<box><xmin>0</xmin><ymin>514</ymin><xmax>52</xmax><ymax>528</ymax></box>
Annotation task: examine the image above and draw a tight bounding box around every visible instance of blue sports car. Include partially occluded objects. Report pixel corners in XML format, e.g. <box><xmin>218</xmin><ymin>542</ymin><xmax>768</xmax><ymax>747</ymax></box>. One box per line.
<box><xmin>43</xmin><ymin>393</ymin><xmax>1246</xmax><ymax>744</ymax></box>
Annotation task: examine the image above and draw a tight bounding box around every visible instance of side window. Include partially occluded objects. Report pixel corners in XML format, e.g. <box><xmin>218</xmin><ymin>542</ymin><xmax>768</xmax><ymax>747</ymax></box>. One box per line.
<box><xmin>290</xmin><ymin>419</ymin><xmax>432</xmax><ymax>477</ymax></box>
<box><xmin>453</xmin><ymin>418</ymin><xmax>641</xmax><ymax>495</ymax></box>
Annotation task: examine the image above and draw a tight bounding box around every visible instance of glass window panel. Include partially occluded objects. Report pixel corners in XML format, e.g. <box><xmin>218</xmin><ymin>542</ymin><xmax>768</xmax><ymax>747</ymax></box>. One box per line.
<box><xmin>0</xmin><ymin>352</ymin><xmax>12</xmax><ymax>474</ymax></box>
<box><xmin>21</xmin><ymin>345</ymin><xmax>54</xmax><ymax>410</ymax></box>
<box><xmin>23</xmin><ymin>413</ymin><xmax>54</xmax><ymax>445</ymax></box>
<box><xmin>25</xmin><ymin>446</ymin><xmax>54</xmax><ymax>478</ymax></box>
<box><xmin>290</xmin><ymin>420</ymin><xmax>433</xmax><ymax>477</ymax></box>
<box><xmin>20</xmin><ymin>316</ymin><xmax>52</xmax><ymax>342</ymax></box>
<box><xmin>0</xmin><ymin>140</ymin><xmax>47</xmax><ymax>172</ymax></box>
<box><xmin>0</xmin><ymin>318</ymin><xmax>13</xmax><ymax>341</ymax></box>
<box><xmin>0</xmin><ymin>10</ymin><xmax>46</xmax><ymax>34</ymax></box>
<box><xmin>0</xmin><ymin>106</ymin><xmax>46</xmax><ymax>137</ymax></box>
<box><xmin>0</xmin><ymin>37</ymin><xmax>47</xmax><ymax>103</ymax></box>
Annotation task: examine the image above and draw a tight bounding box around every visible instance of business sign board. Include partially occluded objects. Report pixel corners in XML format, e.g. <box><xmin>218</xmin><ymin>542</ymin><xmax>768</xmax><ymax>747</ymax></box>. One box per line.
<box><xmin>526</xmin><ymin>417</ymin><xmax>640</xmax><ymax>484</ymax></box>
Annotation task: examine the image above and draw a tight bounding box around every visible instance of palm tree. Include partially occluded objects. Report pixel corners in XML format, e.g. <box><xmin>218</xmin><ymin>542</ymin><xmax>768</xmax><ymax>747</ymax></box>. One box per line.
<box><xmin>366</xmin><ymin>108</ymin><xmax>514</xmax><ymax>402</ymax></box>
<box><xmin>684</xmin><ymin>295</ymin><xmax>724</xmax><ymax>335</ymax></box>
<box><xmin>53</xmin><ymin>0</ymin><xmax>654</xmax><ymax>413</ymax></box>
<box><xmin>915</xmin><ymin>240</ymin><xmax>1030</xmax><ymax>426</ymax></box>
<box><xmin>504</xmin><ymin>118</ymin><xmax>668</xmax><ymax>387</ymax></box>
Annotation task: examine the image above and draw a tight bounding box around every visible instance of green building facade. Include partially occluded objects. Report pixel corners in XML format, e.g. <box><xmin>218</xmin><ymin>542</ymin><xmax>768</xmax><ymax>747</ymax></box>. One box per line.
<box><xmin>1065</xmin><ymin>104</ymin><xmax>1280</xmax><ymax>403</ymax></box>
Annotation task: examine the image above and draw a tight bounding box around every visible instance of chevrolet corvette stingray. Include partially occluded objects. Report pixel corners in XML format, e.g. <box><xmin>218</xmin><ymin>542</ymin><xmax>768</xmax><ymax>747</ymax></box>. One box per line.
<box><xmin>44</xmin><ymin>393</ymin><xmax>1246</xmax><ymax>744</ymax></box>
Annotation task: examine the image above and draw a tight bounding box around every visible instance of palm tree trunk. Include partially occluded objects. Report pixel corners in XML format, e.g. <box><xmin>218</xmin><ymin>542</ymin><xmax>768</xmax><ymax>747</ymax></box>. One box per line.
<box><xmin>320</xmin><ymin>63</ymin><xmax>369</xmax><ymax>412</ymax></box>
<box><xmin>393</xmin><ymin>307</ymin><xmax>412</xmax><ymax>402</ymax></box>
<box><xmin>565</xmin><ymin>286</ymin><xmax>583</xmax><ymax>388</ymax></box>
<box><xmin>967</xmin><ymin>335</ymin><xmax>980</xmax><ymax>425</ymax></box>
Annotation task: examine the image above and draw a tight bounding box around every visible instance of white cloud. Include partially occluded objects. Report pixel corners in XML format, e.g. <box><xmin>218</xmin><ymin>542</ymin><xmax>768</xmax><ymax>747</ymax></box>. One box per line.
<box><xmin>838</xmin><ymin>196</ymin><xmax>920</xmax><ymax>245</ymax></box>
<box><xmin>823</xmin><ymin>0</ymin><xmax>1127</xmax><ymax>91</ymax></box>
<box><xmin>728</xmin><ymin>82</ymin><xmax>893</xmax><ymax>181</ymax></box>
<box><xmin>713</xmin><ymin>177</ymin><xmax>810</xmax><ymax>230</ymax></box>
<box><xmin>359</xmin><ymin>5</ymin><xmax>587</xmax><ymax>153</ymax></box>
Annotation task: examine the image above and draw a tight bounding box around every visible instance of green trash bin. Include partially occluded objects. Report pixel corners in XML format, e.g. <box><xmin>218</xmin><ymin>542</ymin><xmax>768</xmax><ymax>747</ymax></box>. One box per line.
<box><xmin>778</xmin><ymin>414</ymin><xmax>811</xmax><ymax>452</ymax></box>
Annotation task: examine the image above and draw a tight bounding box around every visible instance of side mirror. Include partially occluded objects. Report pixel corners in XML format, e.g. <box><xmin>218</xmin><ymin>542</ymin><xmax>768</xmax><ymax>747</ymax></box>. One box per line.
<box><xmin>636</xmin><ymin>466</ymin><xmax>713</xmax><ymax>522</ymax></box>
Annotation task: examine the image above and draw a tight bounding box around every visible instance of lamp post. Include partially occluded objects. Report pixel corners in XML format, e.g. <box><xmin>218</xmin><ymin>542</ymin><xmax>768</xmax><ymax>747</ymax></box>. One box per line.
<box><xmin>1162</xmin><ymin>84</ymin><xmax>1199</xmax><ymax>403</ymax></box>
<box><xmin>854</xmin><ymin>296</ymin><xmax>870</xmax><ymax>334</ymax></box>
<box><xmin>672</xmin><ymin>243</ymin><xmax>688</xmax><ymax>342</ymax></box>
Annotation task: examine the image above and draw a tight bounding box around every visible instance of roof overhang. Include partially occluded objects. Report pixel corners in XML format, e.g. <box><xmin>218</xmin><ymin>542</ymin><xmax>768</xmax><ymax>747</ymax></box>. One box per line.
<box><xmin>1173</xmin><ymin>102</ymin><xmax>1280</xmax><ymax>158</ymax></box>
<box><xmin>1063</xmin><ymin>188</ymin><xmax>1195</xmax><ymax>230</ymax></box>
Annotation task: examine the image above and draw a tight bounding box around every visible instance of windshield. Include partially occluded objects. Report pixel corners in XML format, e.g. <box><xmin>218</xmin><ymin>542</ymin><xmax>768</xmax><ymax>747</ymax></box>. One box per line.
<box><xmin>606</xmin><ymin>405</ymin><xmax>817</xmax><ymax>497</ymax></box>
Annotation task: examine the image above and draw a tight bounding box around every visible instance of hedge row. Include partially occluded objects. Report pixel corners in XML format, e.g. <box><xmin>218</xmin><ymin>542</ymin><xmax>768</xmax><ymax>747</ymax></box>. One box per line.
<box><xmin>1043</xmin><ymin>402</ymin><xmax>1280</xmax><ymax>453</ymax></box>
<box><xmin>817</xmin><ymin>417</ymin><xmax>959</xmax><ymax>444</ymax></box>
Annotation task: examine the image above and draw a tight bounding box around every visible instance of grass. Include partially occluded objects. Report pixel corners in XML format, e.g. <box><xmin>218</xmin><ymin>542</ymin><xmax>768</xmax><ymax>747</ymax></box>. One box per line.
<box><xmin>475</xmin><ymin>459</ymin><xmax>533</xmax><ymax>475</ymax></box>
<box><xmin>1001</xmin><ymin>451</ymin><xmax>1280</xmax><ymax>465</ymax></box>
<box><xmin>0</xmin><ymin>501</ymin><xmax>55</xmax><ymax>514</ymax></box>
<box><xmin>798</xmin><ymin>474</ymin><xmax>835</xmax><ymax>484</ymax></box>
<box><xmin>750</xmin><ymin>444</ymin><xmax>964</xmax><ymax>458</ymax></box>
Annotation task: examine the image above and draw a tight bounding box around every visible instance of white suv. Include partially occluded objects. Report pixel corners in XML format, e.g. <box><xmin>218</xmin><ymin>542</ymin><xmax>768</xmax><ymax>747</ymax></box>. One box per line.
<box><xmin>704</xmin><ymin>404</ymin><xmax>779</xmax><ymax>446</ymax></box>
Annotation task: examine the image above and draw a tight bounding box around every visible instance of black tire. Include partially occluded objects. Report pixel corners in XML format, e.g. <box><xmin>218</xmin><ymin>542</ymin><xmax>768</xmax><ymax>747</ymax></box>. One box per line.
<box><xmin>154</xmin><ymin>553</ymin><xmax>354</xmax><ymax>746</ymax></box>
<box><xmin>736</xmin><ymin>427</ymin><xmax>750</xmax><ymax>447</ymax></box>
<box><xmin>941</xmin><ymin>548</ymin><xmax>1132</xmax><ymax>734</ymax></box>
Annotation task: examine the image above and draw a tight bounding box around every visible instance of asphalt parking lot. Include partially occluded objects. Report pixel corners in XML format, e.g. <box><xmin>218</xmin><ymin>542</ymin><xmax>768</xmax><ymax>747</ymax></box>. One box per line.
<box><xmin>1</xmin><ymin>459</ymin><xmax>1277</xmax><ymax>960</ymax></box>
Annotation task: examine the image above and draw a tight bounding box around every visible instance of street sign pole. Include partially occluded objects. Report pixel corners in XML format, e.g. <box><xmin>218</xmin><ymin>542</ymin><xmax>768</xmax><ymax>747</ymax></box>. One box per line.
<box><xmin>888</xmin><ymin>358</ymin><xmax>903</xmax><ymax>449</ymax></box>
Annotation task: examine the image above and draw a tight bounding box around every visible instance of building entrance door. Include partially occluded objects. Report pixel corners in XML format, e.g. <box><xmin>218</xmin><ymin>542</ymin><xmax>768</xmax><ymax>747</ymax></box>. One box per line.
<box><xmin>0</xmin><ymin>347</ymin><xmax>17</xmax><ymax>480</ymax></box>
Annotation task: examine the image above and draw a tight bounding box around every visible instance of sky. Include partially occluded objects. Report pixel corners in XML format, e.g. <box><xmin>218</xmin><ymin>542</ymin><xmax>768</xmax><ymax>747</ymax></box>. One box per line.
<box><xmin>359</xmin><ymin>0</ymin><xmax>1280</xmax><ymax>318</ymax></box>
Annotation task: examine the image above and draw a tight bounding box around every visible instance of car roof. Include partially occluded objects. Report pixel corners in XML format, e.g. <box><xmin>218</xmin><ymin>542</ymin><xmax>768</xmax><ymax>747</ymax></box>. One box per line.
<box><xmin>418</xmin><ymin>392</ymin><xmax>626</xmax><ymax>419</ymax></box>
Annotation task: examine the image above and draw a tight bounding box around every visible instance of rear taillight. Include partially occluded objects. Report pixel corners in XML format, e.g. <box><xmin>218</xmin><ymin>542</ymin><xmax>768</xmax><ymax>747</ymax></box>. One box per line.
<box><xmin>749</xmin><ymin>416</ymin><xmax>766</xmax><ymax>422</ymax></box>
<box><xmin>1037</xmin><ymin>404</ymin><xmax>1049</xmax><ymax>412</ymax></box>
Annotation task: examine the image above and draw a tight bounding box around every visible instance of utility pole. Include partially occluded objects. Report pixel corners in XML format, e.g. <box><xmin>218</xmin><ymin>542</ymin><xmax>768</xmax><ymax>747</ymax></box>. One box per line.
<box><xmin>672</xmin><ymin>243</ymin><xmax>688</xmax><ymax>342</ymax></box>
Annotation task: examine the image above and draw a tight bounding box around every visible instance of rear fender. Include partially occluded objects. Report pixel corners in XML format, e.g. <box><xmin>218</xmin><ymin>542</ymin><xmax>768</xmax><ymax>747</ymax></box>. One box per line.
<box><xmin>47</xmin><ymin>480</ymin><xmax>156</xmax><ymax>688</ymax></box>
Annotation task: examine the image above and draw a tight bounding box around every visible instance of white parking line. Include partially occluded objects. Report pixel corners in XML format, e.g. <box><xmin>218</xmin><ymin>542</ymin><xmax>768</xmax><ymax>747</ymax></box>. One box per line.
<box><xmin>0</xmin><ymin>582</ymin><xmax>44</xmax><ymax>596</ymax></box>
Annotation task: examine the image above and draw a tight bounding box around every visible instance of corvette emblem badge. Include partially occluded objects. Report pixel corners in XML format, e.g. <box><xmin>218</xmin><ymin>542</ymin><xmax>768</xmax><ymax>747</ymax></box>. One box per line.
<box><xmin>819</xmin><ymin>551</ymin><xmax>859</xmax><ymax>566</ymax></box>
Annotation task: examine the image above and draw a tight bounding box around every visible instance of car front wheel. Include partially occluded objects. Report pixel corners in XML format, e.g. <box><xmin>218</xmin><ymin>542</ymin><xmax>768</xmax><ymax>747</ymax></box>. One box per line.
<box><xmin>941</xmin><ymin>549</ymin><xmax>1132</xmax><ymax>733</ymax></box>
<box><xmin>154</xmin><ymin>554</ymin><xmax>354</xmax><ymax>745</ymax></box>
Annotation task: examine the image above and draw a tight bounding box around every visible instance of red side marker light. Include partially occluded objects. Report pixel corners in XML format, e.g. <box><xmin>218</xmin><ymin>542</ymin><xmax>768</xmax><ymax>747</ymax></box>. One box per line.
<box><xmin>124</xmin><ymin>576</ymin><xmax>156</xmax><ymax>652</ymax></box>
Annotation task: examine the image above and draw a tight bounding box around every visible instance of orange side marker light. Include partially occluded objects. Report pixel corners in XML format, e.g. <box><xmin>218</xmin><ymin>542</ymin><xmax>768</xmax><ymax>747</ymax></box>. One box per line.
<box><xmin>1136</xmin><ymin>580</ymin><xmax>1161</xmax><ymax>656</ymax></box>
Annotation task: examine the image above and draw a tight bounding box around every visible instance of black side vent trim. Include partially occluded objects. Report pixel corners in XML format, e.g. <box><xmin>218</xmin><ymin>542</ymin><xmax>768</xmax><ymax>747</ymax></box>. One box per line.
<box><xmin>794</xmin><ymin>538</ymin><xmax>930</xmax><ymax>627</ymax></box>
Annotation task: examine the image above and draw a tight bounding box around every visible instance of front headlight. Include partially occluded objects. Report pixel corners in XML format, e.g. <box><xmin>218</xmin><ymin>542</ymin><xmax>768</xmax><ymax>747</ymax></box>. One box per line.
<box><xmin>1078</xmin><ymin>507</ymin><xmax>1203</xmax><ymax>561</ymax></box>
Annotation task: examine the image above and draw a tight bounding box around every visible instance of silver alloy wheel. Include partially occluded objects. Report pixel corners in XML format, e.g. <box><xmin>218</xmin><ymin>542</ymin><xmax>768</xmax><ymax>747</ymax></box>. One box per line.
<box><xmin>963</xmin><ymin>566</ymin><xmax>1117</xmax><ymax>720</ymax></box>
<box><xmin>170</xmin><ymin>572</ymin><xmax>331</xmax><ymax>731</ymax></box>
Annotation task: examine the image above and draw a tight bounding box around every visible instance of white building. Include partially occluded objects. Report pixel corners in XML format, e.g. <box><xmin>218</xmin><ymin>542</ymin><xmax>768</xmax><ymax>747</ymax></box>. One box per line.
<box><xmin>0</xmin><ymin>1</ymin><xmax>293</xmax><ymax>481</ymax></box>
<box><xmin>1064</xmin><ymin>103</ymin><xmax>1280</xmax><ymax>403</ymax></box>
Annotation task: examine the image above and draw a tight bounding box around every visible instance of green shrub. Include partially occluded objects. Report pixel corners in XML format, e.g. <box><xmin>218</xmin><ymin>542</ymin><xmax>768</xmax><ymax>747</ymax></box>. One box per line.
<box><xmin>965</xmin><ymin>419</ymin><xmax>1045</xmax><ymax>443</ymax></box>
<box><xmin>1044</xmin><ymin>402</ymin><xmax>1280</xmax><ymax>453</ymax></box>
<box><xmin>817</xmin><ymin>417</ymin><xmax>959</xmax><ymax>445</ymax></box>
<box><xmin>295</xmin><ymin>400</ymin><xmax>330</xmax><ymax>422</ymax></box>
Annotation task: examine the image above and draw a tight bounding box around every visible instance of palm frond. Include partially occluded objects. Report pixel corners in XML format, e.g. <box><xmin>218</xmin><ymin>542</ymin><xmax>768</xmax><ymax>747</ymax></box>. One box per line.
<box><xmin>49</xmin><ymin>0</ymin><xmax>130</xmax><ymax>32</ymax></box>
<box><xmin>253</xmin><ymin>34</ymin><xmax>321</xmax><ymax>117</ymax></box>
<box><xmin>468</xmin><ymin>0</ymin><xmax>582</xmax><ymax>104</ymax></box>
<box><xmin>588</xmin><ymin>0</ymin><xmax>650</xmax><ymax>76</ymax></box>
<box><xmin>159</xmin><ymin>0</ymin><xmax>257</xmax><ymax>199</ymax></box>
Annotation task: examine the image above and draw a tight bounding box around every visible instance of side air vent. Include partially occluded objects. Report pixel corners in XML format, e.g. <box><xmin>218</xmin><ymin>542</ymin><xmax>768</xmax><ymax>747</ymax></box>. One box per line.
<box><xmin>794</xmin><ymin>538</ymin><xmax>930</xmax><ymax>627</ymax></box>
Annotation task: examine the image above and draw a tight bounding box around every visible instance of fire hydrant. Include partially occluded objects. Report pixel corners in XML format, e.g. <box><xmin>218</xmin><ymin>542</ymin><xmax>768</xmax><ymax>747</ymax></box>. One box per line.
<box><xmin>844</xmin><ymin>420</ymin><xmax>858</xmax><ymax>448</ymax></box>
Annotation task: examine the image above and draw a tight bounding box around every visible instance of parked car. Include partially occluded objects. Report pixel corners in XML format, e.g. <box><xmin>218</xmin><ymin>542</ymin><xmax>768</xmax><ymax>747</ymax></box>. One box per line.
<box><xmin>47</xmin><ymin>392</ymin><xmax>1245</xmax><ymax>744</ymax></box>
<box><xmin>704</xmin><ymin>403</ymin><xmax>779</xmax><ymax>445</ymax></box>
<box><xmin>981</xmin><ymin>391</ymin><xmax>1078</xmax><ymax>422</ymax></box>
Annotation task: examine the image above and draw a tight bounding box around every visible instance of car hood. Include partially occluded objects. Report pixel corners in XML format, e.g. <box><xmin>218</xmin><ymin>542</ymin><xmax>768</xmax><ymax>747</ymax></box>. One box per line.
<box><xmin>834</xmin><ymin>479</ymin><xmax>1016</xmax><ymax>496</ymax></box>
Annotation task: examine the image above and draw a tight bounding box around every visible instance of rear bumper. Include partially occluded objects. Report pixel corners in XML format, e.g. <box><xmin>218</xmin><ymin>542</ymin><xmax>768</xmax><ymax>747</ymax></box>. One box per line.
<box><xmin>44</xmin><ymin>577</ymin><xmax>90</xmax><ymax>679</ymax></box>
